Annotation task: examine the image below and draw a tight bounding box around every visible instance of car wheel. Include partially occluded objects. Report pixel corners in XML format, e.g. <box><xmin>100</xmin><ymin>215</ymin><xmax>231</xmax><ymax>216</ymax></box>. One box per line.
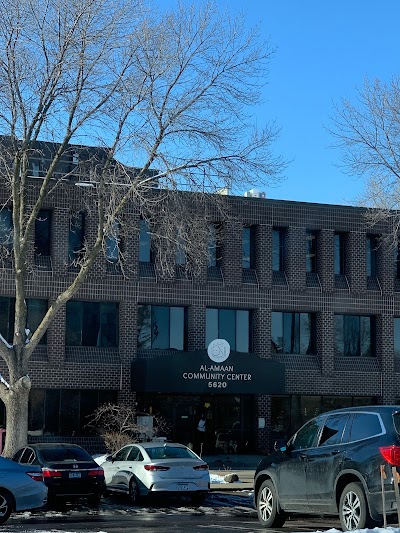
<box><xmin>0</xmin><ymin>490</ymin><xmax>13</xmax><ymax>525</ymax></box>
<box><xmin>256</xmin><ymin>479</ymin><xmax>286</xmax><ymax>528</ymax></box>
<box><xmin>339</xmin><ymin>482</ymin><xmax>373</xmax><ymax>531</ymax></box>
<box><xmin>87</xmin><ymin>494</ymin><xmax>102</xmax><ymax>507</ymax></box>
<box><xmin>128</xmin><ymin>477</ymin><xmax>140</xmax><ymax>506</ymax></box>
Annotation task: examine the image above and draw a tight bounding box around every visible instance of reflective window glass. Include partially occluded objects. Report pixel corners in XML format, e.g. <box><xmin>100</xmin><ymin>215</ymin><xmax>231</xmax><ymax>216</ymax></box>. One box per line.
<box><xmin>35</xmin><ymin>209</ymin><xmax>51</xmax><ymax>256</ymax></box>
<box><xmin>242</xmin><ymin>226</ymin><xmax>255</xmax><ymax>269</ymax></box>
<box><xmin>139</xmin><ymin>218</ymin><xmax>151</xmax><ymax>262</ymax></box>
<box><xmin>334</xmin><ymin>233</ymin><xmax>346</xmax><ymax>275</ymax></box>
<box><xmin>105</xmin><ymin>220</ymin><xmax>120</xmax><ymax>263</ymax></box>
<box><xmin>366</xmin><ymin>235</ymin><xmax>378</xmax><ymax>277</ymax></box>
<box><xmin>291</xmin><ymin>418</ymin><xmax>321</xmax><ymax>450</ymax></box>
<box><xmin>395</xmin><ymin>318</ymin><xmax>400</xmax><ymax>359</ymax></box>
<box><xmin>137</xmin><ymin>305</ymin><xmax>186</xmax><ymax>350</ymax></box>
<box><xmin>271</xmin><ymin>312</ymin><xmax>315</xmax><ymax>355</ymax></box>
<box><xmin>66</xmin><ymin>301</ymin><xmax>118</xmax><ymax>347</ymax></box>
<box><xmin>335</xmin><ymin>314</ymin><xmax>374</xmax><ymax>357</ymax></box>
<box><xmin>206</xmin><ymin>308</ymin><xmax>251</xmax><ymax>352</ymax></box>
<box><xmin>68</xmin><ymin>211</ymin><xmax>85</xmax><ymax>264</ymax></box>
<box><xmin>0</xmin><ymin>208</ymin><xmax>12</xmax><ymax>249</ymax></box>
<box><xmin>349</xmin><ymin>413</ymin><xmax>382</xmax><ymax>441</ymax></box>
<box><xmin>306</xmin><ymin>230</ymin><xmax>317</xmax><ymax>273</ymax></box>
<box><xmin>272</xmin><ymin>229</ymin><xmax>284</xmax><ymax>271</ymax></box>
<box><xmin>319</xmin><ymin>414</ymin><xmax>349</xmax><ymax>447</ymax></box>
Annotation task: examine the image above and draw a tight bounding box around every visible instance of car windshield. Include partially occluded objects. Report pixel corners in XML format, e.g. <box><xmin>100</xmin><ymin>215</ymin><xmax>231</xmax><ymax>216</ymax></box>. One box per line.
<box><xmin>39</xmin><ymin>447</ymin><xmax>92</xmax><ymax>462</ymax></box>
<box><xmin>146</xmin><ymin>446</ymin><xmax>197</xmax><ymax>460</ymax></box>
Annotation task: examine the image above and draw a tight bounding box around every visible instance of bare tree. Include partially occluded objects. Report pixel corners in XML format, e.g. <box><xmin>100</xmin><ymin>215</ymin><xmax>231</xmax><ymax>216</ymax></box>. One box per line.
<box><xmin>330</xmin><ymin>77</ymin><xmax>400</xmax><ymax>242</ymax></box>
<box><xmin>86</xmin><ymin>403</ymin><xmax>170</xmax><ymax>454</ymax></box>
<box><xmin>0</xmin><ymin>0</ymin><xmax>284</xmax><ymax>456</ymax></box>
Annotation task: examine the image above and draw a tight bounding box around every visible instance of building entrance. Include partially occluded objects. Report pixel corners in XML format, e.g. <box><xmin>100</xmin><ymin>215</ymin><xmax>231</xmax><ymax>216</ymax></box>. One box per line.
<box><xmin>137</xmin><ymin>393</ymin><xmax>255</xmax><ymax>454</ymax></box>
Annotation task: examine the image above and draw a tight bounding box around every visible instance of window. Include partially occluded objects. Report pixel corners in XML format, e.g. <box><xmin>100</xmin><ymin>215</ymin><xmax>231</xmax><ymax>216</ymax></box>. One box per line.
<box><xmin>139</xmin><ymin>218</ymin><xmax>152</xmax><ymax>262</ymax></box>
<box><xmin>366</xmin><ymin>235</ymin><xmax>378</xmax><ymax>277</ymax></box>
<box><xmin>137</xmin><ymin>305</ymin><xmax>187</xmax><ymax>350</ymax></box>
<box><xmin>208</xmin><ymin>223</ymin><xmax>222</xmax><ymax>267</ymax></box>
<box><xmin>176</xmin><ymin>237</ymin><xmax>186</xmax><ymax>265</ymax></box>
<box><xmin>0</xmin><ymin>208</ymin><xmax>12</xmax><ymax>249</ymax></box>
<box><xmin>66</xmin><ymin>301</ymin><xmax>118</xmax><ymax>347</ymax></box>
<box><xmin>334</xmin><ymin>232</ymin><xmax>346</xmax><ymax>275</ymax></box>
<box><xmin>206</xmin><ymin>308</ymin><xmax>251</xmax><ymax>352</ymax></box>
<box><xmin>319</xmin><ymin>414</ymin><xmax>349</xmax><ymax>447</ymax></box>
<box><xmin>28</xmin><ymin>389</ymin><xmax>118</xmax><ymax>436</ymax></box>
<box><xmin>290</xmin><ymin>418</ymin><xmax>321</xmax><ymax>450</ymax></box>
<box><xmin>35</xmin><ymin>209</ymin><xmax>51</xmax><ymax>256</ymax></box>
<box><xmin>68</xmin><ymin>211</ymin><xmax>85</xmax><ymax>264</ymax></box>
<box><xmin>395</xmin><ymin>318</ymin><xmax>400</xmax><ymax>359</ymax></box>
<box><xmin>105</xmin><ymin>220</ymin><xmax>121</xmax><ymax>263</ymax></box>
<box><xmin>0</xmin><ymin>297</ymin><xmax>47</xmax><ymax>344</ymax></box>
<box><xmin>242</xmin><ymin>226</ymin><xmax>255</xmax><ymax>269</ymax></box>
<box><xmin>306</xmin><ymin>230</ymin><xmax>317</xmax><ymax>273</ymax></box>
<box><xmin>272</xmin><ymin>228</ymin><xmax>285</xmax><ymax>271</ymax></box>
<box><xmin>396</xmin><ymin>242</ymin><xmax>400</xmax><ymax>279</ymax></box>
<box><xmin>335</xmin><ymin>314</ymin><xmax>375</xmax><ymax>357</ymax></box>
<box><xmin>271</xmin><ymin>312</ymin><xmax>316</xmax><ymax>355</ymax></box>
<box><xmin>347</xmin><ymin>413</ymin><xmax>383</xmax><ymax>442</ymax></box>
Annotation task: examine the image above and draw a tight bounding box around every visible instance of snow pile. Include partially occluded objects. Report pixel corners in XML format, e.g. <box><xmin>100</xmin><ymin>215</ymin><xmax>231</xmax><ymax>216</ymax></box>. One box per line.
<box><xmin>299</xmin><ymin>529</ymin><xmax>400</xmax><ymax>533</ymax></box>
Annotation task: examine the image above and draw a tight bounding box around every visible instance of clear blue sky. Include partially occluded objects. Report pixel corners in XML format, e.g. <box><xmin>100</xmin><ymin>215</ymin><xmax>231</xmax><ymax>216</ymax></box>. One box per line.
<box><xmin>199</xmin><ymin>1</ymin><xmax>400</xmax><ymax>205</ymax></box>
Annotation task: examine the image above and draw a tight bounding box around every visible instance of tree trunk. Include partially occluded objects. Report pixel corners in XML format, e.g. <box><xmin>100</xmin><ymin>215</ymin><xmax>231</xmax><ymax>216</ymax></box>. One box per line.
<box><xmin>2</xmin><ymin>385</ymin><xmax>30</xmax><ymax>457</ymax></box>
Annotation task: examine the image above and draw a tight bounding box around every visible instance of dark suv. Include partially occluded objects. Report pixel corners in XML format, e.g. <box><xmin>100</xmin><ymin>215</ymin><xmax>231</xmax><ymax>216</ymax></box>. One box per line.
<box><xmin>254</xmin><ymin>405</ymin><xmax>400</xmax><ymax>531</ymax></box>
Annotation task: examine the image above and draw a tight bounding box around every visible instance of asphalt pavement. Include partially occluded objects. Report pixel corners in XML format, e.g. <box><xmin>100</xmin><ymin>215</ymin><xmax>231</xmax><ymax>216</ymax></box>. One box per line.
<box><xmin>203</xmin><ymin>454</ymin><xmax>263</xmax><ymax>491</ymax></box>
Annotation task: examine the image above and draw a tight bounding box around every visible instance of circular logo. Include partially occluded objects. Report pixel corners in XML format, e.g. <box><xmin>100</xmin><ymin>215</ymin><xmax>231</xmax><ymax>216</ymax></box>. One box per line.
<box><xmin>207</xmin><ymin>339</ymin><xmax>230</xmax><ymax>363</ymax></box>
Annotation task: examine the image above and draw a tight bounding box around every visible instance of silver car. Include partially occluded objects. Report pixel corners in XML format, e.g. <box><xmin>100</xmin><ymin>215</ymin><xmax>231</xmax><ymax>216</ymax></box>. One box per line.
<box><xmin>0</xmin><ymin>456</ymin><xmax>48</xmax><ymax>524</ymax></box>
<box><xmin>100</xmin><ymin>442</ymin><xmax>210</xmax><ymax>504</ymax></box>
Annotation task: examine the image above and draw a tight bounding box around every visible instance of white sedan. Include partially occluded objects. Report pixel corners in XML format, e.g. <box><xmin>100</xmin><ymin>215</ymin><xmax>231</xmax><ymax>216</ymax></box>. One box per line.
<box><xmin>100</xmin><ymin>442</ymin><xmax>210</xmax><ymax>504</ymax></box>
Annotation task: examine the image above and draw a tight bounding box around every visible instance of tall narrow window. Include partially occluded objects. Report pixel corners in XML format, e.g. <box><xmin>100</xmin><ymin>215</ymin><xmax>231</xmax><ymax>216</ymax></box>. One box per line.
<box><xmin>208</xmin><ymin>223</ymin><xmax>222</xmax><ymax>267</ymax></box>
<box><xmin>105</xmin><ymin>220</ymin><xmax>120</xmax><ymax>263</ymax></box>
<box><xmin>272</xmin><ymin>228</ymin><xmax>285</xmax><ymax>272</ymax></box>
<box><xmin>242</xmin><ymin>226</ymin><xmax>255</xmax><ymax>269</ymax></box>
<box><xmin>395</xmin><ymin>318</ymin><xmax>400</xmax><ymax>359</ymax></box>
<box><xmin>139</xmin><ymin>218</ymin><xmax>152</xmax><ymax>262</ymax></box>
<box><xmin>35</xmin><ymin>209</ymin><xmax>51</xmax><ymax>256</ymax></box>
<box><xmin>68</xmin><ymin>211</ymin><xmax>85</xmax><ymax>264</ymax></box>
<box><xmin>334</xmin><ymin>233</ymin><xmax>346</xmax><ymax>275</ymax></box>
<box><xmin>366</xmin><ymin>235</ymin><xmax>378</xmax><ymax>277</ymax></box>
<box><xmin>176</xmin><ymin>237</ymin><xmax>186</xmax><ymax>265</ymax></box>
<box><xmin>0</xmin><ymin>208</ymin><xmax>12</xmax><ymax>250</ymax></box>
<box><xmin>306</xmin><ymin>230</ymin><xmax>317</xmax><ymax>273</ymax></box>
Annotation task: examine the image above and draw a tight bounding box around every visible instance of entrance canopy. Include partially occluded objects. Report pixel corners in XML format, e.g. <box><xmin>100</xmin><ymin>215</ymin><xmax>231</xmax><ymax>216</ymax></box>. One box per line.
<box><xmin>131</xmin><ymin>350</ymin><xmax>285</xmax><ymax>394</ymax></box>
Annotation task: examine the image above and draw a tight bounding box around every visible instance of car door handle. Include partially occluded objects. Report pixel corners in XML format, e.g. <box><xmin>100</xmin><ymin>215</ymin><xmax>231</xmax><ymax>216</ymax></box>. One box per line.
<box><xmin>330</xmin><ymin>450</ymin><xmax>340</xmax><ymax>455</ymax></box>
<box><xmin>299</xmin><ymin>453</ymin><xmax>308</xmax><ymax>460</ymax></box>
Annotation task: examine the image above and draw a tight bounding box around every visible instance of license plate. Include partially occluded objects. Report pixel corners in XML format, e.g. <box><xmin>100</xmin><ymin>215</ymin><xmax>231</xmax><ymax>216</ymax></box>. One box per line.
<box><xmin>69</xmin><ymin>472</ymin><xmax>81</xmax><ymax>478</ymax></box>
<box><xmin>176</xmin><ymin>483</ymin><xmax>189</xmax><ymax>490</ymax></box>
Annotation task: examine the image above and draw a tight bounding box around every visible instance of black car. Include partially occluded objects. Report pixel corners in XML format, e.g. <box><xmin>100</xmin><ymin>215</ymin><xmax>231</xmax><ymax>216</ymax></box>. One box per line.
<box><xmin>12</xmin><ymin>443</ymin><xmax>105</xmax><ymax>506</ymax></box>
<box><xmin>254</xmin><ymin>405</ymin><xmax>400</xmax><ymax>531</ymax></box>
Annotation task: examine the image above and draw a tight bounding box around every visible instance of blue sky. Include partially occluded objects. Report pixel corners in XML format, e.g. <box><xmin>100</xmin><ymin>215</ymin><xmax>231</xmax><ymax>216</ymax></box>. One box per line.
<box><xmin>198</xmin><ymin>1</ymin><xmax>400</xmax><ymax>205</ymax></box>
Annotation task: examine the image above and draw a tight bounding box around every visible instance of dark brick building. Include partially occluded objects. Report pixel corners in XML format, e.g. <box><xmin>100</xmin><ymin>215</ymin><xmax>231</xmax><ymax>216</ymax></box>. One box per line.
<box><xmin>1</xmin><ymin>161</ymin><xmax>400</xmax><ymax>454</ymax></box>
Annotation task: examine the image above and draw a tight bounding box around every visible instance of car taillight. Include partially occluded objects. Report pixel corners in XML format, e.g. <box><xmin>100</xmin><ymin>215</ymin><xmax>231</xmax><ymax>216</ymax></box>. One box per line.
<box><xmin>379</xmin><ymin>446</ymin><xmax>400</xmax><ymax>466</ymax></box>
<box><xmin>26</xmin><ymin>472</ymin><xmax>44</xmax><ymax>482</ymax></box>
<box><xmin>42</xmin><ymin>468</ymin><xmax>62</xmax><ymax>478</ymax></box>
<box><xmin>193</xmin><ymin>464</ymin><xmax>208</xmax><ymax>471</ymax></box>
<box><xmin>144</xmin><ymin>465</ymin><xmax>170</xmax><ymax>471</ymax></box>
<box><xmin>88</xmin><ymin>468</ymin><xmax>104</xmax><ymax>476</ymax></box>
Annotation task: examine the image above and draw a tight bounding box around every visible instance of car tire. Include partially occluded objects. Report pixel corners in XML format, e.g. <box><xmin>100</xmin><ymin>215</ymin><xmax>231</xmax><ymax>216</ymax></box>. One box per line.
<box><xmin>256</xmin><ymin>479</ymin><xmax>286</xmax><ymax>528</ymax></box>
<box><xmin>339</xmin><ymin>481</ymin><xmax>374</xmax><ymax>531</ymax></box>
<box><xmin>0</xmin><ymin>490</ymin><xmax>13</xmax><ymax>525</ymax></box>
<box><xmin>128</xmin><ymin>477</ymin><xmax>140</xmax><ymax>506</ymax></box>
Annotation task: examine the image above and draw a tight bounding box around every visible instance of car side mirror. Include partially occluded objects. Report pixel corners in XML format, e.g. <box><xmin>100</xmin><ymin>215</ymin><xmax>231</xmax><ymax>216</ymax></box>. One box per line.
<box><xmin>274</xmin><ymin>439</ymin><xmax>287</xmax><ymax>452</ymax></box>
<box><xmin>106</xmin><ymin>455</ymin><xmax>114</xmax><ymax>462</ymax></box>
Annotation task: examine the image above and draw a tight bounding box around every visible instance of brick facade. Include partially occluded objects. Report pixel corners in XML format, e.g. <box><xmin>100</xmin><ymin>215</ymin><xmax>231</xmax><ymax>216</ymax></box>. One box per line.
<box><xmin>1</xmin><ymin>179</ymin><xmax>400</xmax><ymax>454</ymax></box>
